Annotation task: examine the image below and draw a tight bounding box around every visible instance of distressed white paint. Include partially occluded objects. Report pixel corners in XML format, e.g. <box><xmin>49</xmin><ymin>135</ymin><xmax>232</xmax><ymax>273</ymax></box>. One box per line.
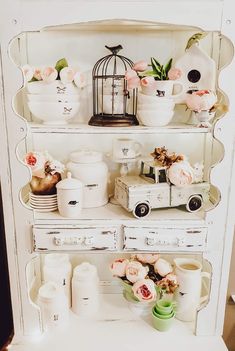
<box><xmin>0</xmin><ymin>0</ymin><xmax>234</xmax><ymax>350</ymax></box>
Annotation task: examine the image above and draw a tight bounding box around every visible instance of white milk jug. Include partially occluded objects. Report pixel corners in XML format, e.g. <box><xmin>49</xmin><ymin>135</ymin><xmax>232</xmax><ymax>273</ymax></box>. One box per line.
<box><xmin>174</xmin><ymin>258</ymin><xmax>210</xmax><ymax>322</ymax></box>
<box><xmin>38</xmin><ymin>282</ymin><xmax>69</xmax><ymax>331</ymax></box>
<box><xmin>43</xmin><ymin>253</ymin><xmax>72</xmax><ymax>306</ymax></box>
<box><xmin>72</xmin><ymin>262</ymin><xmax>99</xmax><ymax>316</ymax></box>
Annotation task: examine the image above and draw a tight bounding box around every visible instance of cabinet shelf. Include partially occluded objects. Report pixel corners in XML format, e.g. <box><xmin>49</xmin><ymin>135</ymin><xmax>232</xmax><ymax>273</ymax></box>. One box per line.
<box><xmin>28</xmin><ymin>122</ymin><xmax>211</xmax><ymax>135</ymax></box>
<box><xmin>10</xmin><ymin>294</ymin><xmax>227</xmax><ymax>351</ymax></box>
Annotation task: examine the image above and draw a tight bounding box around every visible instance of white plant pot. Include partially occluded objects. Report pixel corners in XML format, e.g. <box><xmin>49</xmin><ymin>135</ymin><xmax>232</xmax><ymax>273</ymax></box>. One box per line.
<box><xmin>137</xmin><ymin>110</ymin><xmax>174</xmax><ymax>127</ymax></box>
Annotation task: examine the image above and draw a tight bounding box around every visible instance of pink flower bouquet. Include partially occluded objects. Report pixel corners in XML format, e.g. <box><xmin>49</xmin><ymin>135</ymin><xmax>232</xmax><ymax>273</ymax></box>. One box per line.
<box><xmin>24</xmin><ymin>151</ymin><xmax>65</xmax><ymax>195</ymax></box>
<box><xmin>110</xmin><ymin>254</ymin><xmax>178</xmax><ymax>303</ymax></box>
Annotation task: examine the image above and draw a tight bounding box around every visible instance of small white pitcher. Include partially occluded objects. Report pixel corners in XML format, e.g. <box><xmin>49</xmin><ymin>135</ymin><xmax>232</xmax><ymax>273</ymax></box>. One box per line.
<box><xmin>174</xmin><ymin>258</ymin><xmax>210</xmax><ymax>322</ymax></box>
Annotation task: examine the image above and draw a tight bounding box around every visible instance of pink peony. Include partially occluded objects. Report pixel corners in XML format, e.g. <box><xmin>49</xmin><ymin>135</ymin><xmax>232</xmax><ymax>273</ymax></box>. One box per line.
<box><xmin>125</xmin><ymin>69</ymin><xmax>138</xmax><ymax>80</ymax></box>
<box><xmin>168</xmin><ymin>68</ymin><xmax>182</xmax><ymax>80</ymax></box>
<box><xmin>24</xmin><ymin>151</ymin><xmax>46</xmax><ymax>178</ymax></box>
<box><xmin>22</xmin><ymin>65</ymin><xmax>34</xmax><ymax>82</ymax></box>
<box><xmin>126</xmin><ymin>76</ymin><xmax>140</xmax><ymax>90</ymax></box>
<box><xmin>154</xmin><ymin>258</ymin><xmax>173</xmax><ymax>277</ymax></box>
<box><xmin>60</xmin><ymin>67</ymin><xmax>76</xmax><ymax>85</ymax></box>
<box><xmin>132</xmin><ymin>279</ymin><xmax>156</xmax><ymax>302</ymax></box>
<box><xmin>133</xmin><ymin>60</ymin><xmax>148</xmax><ymax>72</ymax></box>
<box><xmin>167</xmin><ymin>161</ymin><xmax>194</xmax><ymax>187</ymax></box>
<box><xmin>110</xmin><ymin>258</ymin><xmax>129</xmax><ymax>277</ymax></box>
<box><xmin>126</xmin><ymin>261</ymin><xmax>148</xmax><ymax>283</ymax></box>
<box><xmin>41</xmin><ymin>67</ymin><xmax>58</xmax><ymax>84</ymax></box>
<box><xmin>186</xmin><ymin>90</ymin><xmax>217</xmax><ymax>112</ymax></box>
<box><xmin>33</xmin><ymin>68</ymin><xmax>42</xmax><ymax>81</ymax></box>
<box><xmin>136</xmin><ymin>254</ymin><xmax>159</xmax><ymax>264</ymax></box>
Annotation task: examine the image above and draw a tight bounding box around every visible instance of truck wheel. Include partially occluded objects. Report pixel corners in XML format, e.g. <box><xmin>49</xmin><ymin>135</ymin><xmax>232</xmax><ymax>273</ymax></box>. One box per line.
<box><xmin>133</xmin><ymin>203</ymin><xmax>150</xmax><ymax>218</ymax></box>
<box><xmin>186</xmin><ymin>195</ymin><xmax>202</xmax><ymax>212</ymax></box>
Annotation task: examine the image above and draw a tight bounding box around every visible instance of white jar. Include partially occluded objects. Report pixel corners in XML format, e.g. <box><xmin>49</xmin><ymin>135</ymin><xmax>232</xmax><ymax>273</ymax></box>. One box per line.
<box><xmin>56</xmin><ymin>172</ymin><xmax>83</xmax><ymax>218</ymax></box>
<box><xmin>72</xmin><ymin>262</ymin><xmax>99</xmax><ymax>316</ymax></box>
<box><xmin>43</xmin><ymin>254</ymin><xmax>72</xmax><ymax>306</ymax></box>
<box><xmin>67</xmin><ymin>150</ymin><xmax>109</xmax><ymax>208</ymax></box>
<box><xmin>38</xmin><ymin>282</ymin><xmax>69</xmax><ymax>331</ymax></box>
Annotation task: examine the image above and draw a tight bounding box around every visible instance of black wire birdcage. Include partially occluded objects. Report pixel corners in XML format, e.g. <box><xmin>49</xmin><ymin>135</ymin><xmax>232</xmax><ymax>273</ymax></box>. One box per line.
<box><xmin>88</xmin><ymin>45</ymin><xmax>139</xmax><ymax>127</ymax></box>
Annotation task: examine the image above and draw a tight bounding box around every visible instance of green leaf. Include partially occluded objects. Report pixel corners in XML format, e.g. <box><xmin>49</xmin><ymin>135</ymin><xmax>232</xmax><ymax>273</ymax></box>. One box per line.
<box><xmin>138</xmin><ymin>70</ymin><xmax>157</xmax><ymax>77</ymax></box>
<box><xmin>151</xmin><ymin>57</ymin><xmax>161</xmax><ymax>69</ymax></box>
<box><xmin>164</xmin><ymin>58</ymin><xmax>173</xmax><ymax>76</ymax></box>
<box><xmin>55</xmin><ymin>58</ymin><xmax>68</xmax><ymax>73</ymax></box>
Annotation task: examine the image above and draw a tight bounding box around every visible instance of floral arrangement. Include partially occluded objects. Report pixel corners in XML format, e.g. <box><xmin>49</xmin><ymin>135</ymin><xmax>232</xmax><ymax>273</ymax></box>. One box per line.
<box><xmin>125</xmin><ymin>58</ymin><xmax>182</xmax><ymax>92</ymax></box>
<box><xmin>151</xmin><ymin>146</ymin><xmax>201</xmax><ymax>187</ymax></box>
<box><xmin>185</xmin><ymin>89</ymin><xmax>228</xmax><ymax>114</ymax></box>
<box><xmin>24</xmin><ymin>151</ymin><xmax>65</xmax><ymax>195</ymax></box>
<box><xmin>22</xmin><ymin>58</ymin><xmax>85</xmax><ymax>87</ymax></box>
<box><xmin>110</xmin><ymin>254</ymin><xmax>178</xmax><ymax>302</ymax></box>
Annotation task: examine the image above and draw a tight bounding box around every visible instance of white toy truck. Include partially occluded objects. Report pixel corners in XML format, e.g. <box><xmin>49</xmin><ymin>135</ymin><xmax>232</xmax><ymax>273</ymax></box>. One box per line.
<box><xmin>114</xmin><ymin>160</ymin><xmax>210</xmax><ymax>218</ymax></box>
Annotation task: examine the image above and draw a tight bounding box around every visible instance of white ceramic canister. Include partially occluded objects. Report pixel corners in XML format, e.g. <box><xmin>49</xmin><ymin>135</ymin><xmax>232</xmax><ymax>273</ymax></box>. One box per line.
<box><xmin>56</xmin><ymin>172</ymin><xmax>83</xmax><ymax>218</ymax></box>
<box><xmin>67</xmin><ymin>150</ymin><xmax>109</xmax><ymax>208</ymax></box>
<box><xmin>72</xmin><ymin>262</ymin><xmax>99</xmax><ymax>316</ymax></box>
<box><xmin>43</xmin><ymin>254</ymin><xmax>72</xmax><ymax>306</ymax></box>
<box><xmin>38</xmin><ymin>282</ymin><xmax>69</xmax><ymax>331</ymax></box>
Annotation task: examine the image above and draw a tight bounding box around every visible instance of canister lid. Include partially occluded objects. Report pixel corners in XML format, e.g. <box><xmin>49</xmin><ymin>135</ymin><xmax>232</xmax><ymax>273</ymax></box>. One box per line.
<box><xmin>69</xmin><ymin>150</ymin><xmax>103</xmax><ymax>164</ymax></box>
<box><xmin>44</xmin><ymin>253</ymin><xmax>71</xmax><ymax>268</ymax></box>
<box><xmin>38</xmin><ymin>282</ymin><xmax>65</xmax><ymax>303</ymax></box>
<box><xmin>73</xmin><ymin>262</ymin><xmax>99</xmax><ymax>281</ymax></box>
<box><xmin>56</xmin><ymin>172</ymin><xmax>83</xmax><ymax>190</ymax></box>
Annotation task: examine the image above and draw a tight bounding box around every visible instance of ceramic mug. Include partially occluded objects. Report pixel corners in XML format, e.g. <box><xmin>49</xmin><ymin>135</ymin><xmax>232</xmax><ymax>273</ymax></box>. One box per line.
<box><xmin>154</xmin><ymin>80</ymin><xmax>184</xmax><ymax>98</ymax></box>
<box><xmin>174</xmin><ymin>258</ymin><xmax>210</xmax><ymax>322</ymax></box>
<box><xmin>112</xmin><ymin>138</ymin><xmax>142</xmax><ymax>160</ymax></box>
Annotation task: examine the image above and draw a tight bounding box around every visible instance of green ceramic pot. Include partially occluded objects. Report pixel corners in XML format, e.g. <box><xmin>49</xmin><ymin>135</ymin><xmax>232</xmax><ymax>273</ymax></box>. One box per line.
<box><xmin>152</xmin><ymin>310</ymin><xmax>175</xmax><ymax>332</ymax></box>
<box><xmin>154</xmin><ymin>299</ymin><xmax>174</xmax><ymax>315</ymax></box>
<box><xmin>152</xmin><ymin>309</ymin><xmax>175</xmax><ymax>320</ymax></box>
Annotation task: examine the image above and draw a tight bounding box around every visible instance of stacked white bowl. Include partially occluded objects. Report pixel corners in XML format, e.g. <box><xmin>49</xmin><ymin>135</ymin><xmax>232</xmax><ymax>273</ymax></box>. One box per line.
<box><xmin>26</xmin><ymin>80</ymin><xmax>80</xmax><ymax>125</ymax></box>
<box><xmin>137</xmin><ymin>92</ymin><xmax>175</xmax><ymax>127</ymax></box>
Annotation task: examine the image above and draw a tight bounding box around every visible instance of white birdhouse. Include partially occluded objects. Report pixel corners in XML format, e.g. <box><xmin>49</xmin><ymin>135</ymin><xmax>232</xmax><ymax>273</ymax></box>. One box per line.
<box><xmin>173</xmin><ymin>44</ymin><xmax>216</xmax><ymax>103</ymax></box>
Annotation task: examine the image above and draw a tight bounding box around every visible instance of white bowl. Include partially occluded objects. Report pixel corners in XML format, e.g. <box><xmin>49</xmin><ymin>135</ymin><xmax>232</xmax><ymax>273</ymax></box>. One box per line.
<box><xmin>27</xmin><ymin>94</ymin><xmax>80</xmax><ymax>103</ymax></box>
<box><xmin>137</xmin><ymin>110</ymin><xmax>174</xmax><ymax>127</ymax></box>
<box><xmin>137</xmin><ymin>102</ymin><xmax>175</xmax><ymax>111</ymax></box>
<box><xmin>26</xmin><ymin>80</ymin><xmax>80</xmax><ymax>95</ymax></box>
<box><xmin>28</xmin><ymin>101</ymin><xmax>80</xmax><ymax>124</ymax></box>
<box><xmin>138</xmin><ymin>92</ymin><xmax>174</xmax><ymax>105</ymax></box>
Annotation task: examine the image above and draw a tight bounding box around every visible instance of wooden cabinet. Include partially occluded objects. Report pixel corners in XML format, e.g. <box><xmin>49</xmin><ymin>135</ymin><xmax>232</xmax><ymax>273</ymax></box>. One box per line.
<box><xmin>0</xmin><ymin>1</ymin><xmax>235</xmax><ymax>350</ymax></box>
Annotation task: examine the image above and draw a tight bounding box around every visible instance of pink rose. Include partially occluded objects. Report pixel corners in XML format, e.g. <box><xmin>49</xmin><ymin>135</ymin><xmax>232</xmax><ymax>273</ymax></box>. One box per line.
<box><xmin>33</xmin><ymin>68</ymin><xmax>42</xmax><ymax>81</ymax></box>
<box><xmin>132</xmin><ymin>279</ymin><xmax>156</xmax><ymax>302</ymax></box>
<box><xmin>133</xmin><ymin>60</ymin><xmax>148</xmax><ymax>72</ymax></box>
<box><xmin>186</xmin><ymin>90</ymin><xmax>217</xmax><ymax>112</ymax></box>
<box><xmin>168</xmin><ymin>68</ymin><xmax>182</xmax><ymax>80</ymax></box>
<box><xmin>24</xmin><ymin>151</ymin><xmax>46</xmax><ymax>178</ymax></box>
<box><xmin>154</xmin><ymin>258</ymin><xmax>173</xmax><ymax>277</ymax></box>
<box><xmin>60</xmin><ymin>67</ymin><xmax>75</xmax><ymax>84</ymax></box>
<box><xmin>125</xmin><ymin>69</ymin><xmax>138</xmax><ymax>80</ymax></box>
<box><xmin>126</xmin><ymin>261</ymin><xmax>148</xmax><ymax>283</ymax></box>
<box><xmin>41</xmin><ymin>67</ymin><xmax>58</xmax><ymax>84</ymax></box>
<box><xmin>22</xmin><ymin>65</ymin><xmax>34</xmax><ymax>82</ymax></box>
<box><xmin>167</xmin><ymin>161</ymin><xmax>194</xmax><ymax>187</ymax></box>
<box><xmin>110</xmin><ymin>258</ymin><xmax>129</xmax><ymax>277</ymax></box>
<box><xmin>136</xmin><ymin>254</ymin><xmax>159</xmax><ymax>264</ymax></box>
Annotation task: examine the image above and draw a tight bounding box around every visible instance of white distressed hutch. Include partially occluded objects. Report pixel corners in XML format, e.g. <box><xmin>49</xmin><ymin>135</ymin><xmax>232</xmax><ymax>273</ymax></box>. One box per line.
<box><xmin>0</xmin><ymin>1</ymin><xmax>235</xmax><ymax>350</ymax></box>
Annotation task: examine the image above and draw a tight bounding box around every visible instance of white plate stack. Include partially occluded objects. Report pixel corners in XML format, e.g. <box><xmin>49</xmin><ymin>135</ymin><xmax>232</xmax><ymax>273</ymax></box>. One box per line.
<box><xmin>29</xmin><ymin>192</ymin><xmax>58</xmax><ymax>212</ymax></box>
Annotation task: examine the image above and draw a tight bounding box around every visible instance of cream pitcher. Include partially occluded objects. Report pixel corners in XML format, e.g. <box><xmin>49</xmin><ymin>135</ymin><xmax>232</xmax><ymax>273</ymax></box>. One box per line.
<box><xmin>174</xmin><ymin>258</ymin><xmax>210</xmax><ymax>322</ymax></box>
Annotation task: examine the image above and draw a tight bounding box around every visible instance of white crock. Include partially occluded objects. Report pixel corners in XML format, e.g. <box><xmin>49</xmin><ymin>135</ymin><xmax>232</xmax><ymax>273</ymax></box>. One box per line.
<box><xmin>38</xmin><ymin>281</ymin><xmax>69</xmax><ymax>331</ymax></box>
<box><xmin>174</xmin><ymin>258</ymin><xmax>210</xmax><ymax>322</ymax></box>
<box><xmin>43</xmin><ymin>253</ymin><xmax>72</xmax><ymax>306</ymax></box>
<box><xmin>72</xmin><ymin>262</ymin><xmax>100</xmax><ymax>316</ymax></box>
<box><xmin>67</xmin><ymin>150</ymin><xmax>109</xmax><ymax>208</ymax></box>
<box><xmin>56</xmin><ymin>172</ymin><xmax>83</xmax><ymax>218</ymax></box>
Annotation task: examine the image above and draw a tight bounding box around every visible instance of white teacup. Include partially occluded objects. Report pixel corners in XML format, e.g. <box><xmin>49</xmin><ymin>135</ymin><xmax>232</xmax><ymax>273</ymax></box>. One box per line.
<box><xmin>112</xmin><ymin>138</ymin><xmax>142</xmax><ymax>160</ymax></box>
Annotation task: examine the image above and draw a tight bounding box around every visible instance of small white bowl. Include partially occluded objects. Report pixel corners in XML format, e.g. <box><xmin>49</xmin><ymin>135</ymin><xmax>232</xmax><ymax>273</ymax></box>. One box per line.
<box><xmin>137</xmin><ymin>110</ymin><xmax>174</xmax><ymax>127</ymax></box>
<box><xmin>27</xmin><ymin>94</ymin><xmax>80</xmax><ymax>103</ymax></box>
<box><xmin>26</xmin><ymin>80</ymin><xmax>80</xmax><ymax>95</ymax></box>
<box><xmin>28</xmin><ymin>101</ymin><xmax>80</xmax><ymax>124</ymax></box>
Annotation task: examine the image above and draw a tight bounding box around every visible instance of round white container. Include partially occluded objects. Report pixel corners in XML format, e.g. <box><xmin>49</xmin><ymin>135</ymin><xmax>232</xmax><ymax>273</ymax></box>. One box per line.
<box><xmin>38</xmin><ymin>282</ymin><xmax>69</xmax><ymax>331</ymax></box>
<box><xmin>67</xmin><ymin>150</ymin><xmax>109</xmax><ymax>208</ymax></box>
<box><xmin>56</xmin><ymin>172</ymin><xmax>83</xmax><ymax>218</ymax></box>
<box><xmin>43</xmin><ymin>254</ymin><xmax>72</xmax><ymax>306</ymax></box>
<box><xmin>72</xmin><ymin>262</ymin><xmax>99</xmax><ymax>316</ymax></box>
